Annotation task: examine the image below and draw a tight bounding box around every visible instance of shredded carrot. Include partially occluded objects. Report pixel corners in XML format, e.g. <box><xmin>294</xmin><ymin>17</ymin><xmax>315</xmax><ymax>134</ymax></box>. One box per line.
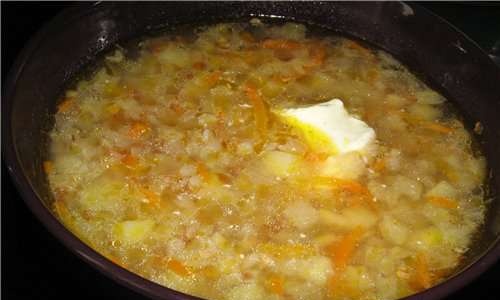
<box><xmin>328</xmin><ymin>275</ymin><xmax>339</xmax><ymax>293</ymax></box>
<box><xmin>371</xmin><ymin>158</ymin><xmax>386</xmax><ymax>172</ymax></box>
<box><xmin>57</xmin><ymin>98</ymin><xmax>73</xmax><ymax>113</ymax></box>
<box><xmin>196</xmin><ymin>162</ymin><xmax>211</xmax><ymax>182</ymax></box>
<box><xmin>107</xmin><ymin>255</ymin><xmax>125</xmax><ymax>268</ymax></box>
<box><xmin>200</xmin><ymin>265</ymin><xmax>219</xmax><ymax>279</ymax></box>
<box><xmin>53</xmin><ymin>200</ymin><xmax>66</xmax><ymax>216</ymax></box>
<box><xmin>121</xmin><ymin>153</ymin><xmax>138</xmax><ymax>167</ymax></box>
<box><xmin>244</xmin><ymin>84</ymin><xmax>269</xmax><ymax>137</ymax></box>
<box><xmin>333</xmin><ymin>179</ymin><xmax>378</xmax><ymax>211</ymax></box>
<box><xmin>216</xmin><ymin>172</ymin><xmax>232</xmax><ymax>184</ymax></box>
<box><xmin>192</xmin><ymin>61</ymin><xmax>206</xmax><ymax>70</ymax></box>
<box><xmin>332</xmin><ymin>179</ymin><xmax>370</xmax><ymax>196</ymax></box>
<box><xmin>266</xmin><ymin>275</ymin><xmax>285</xmax><ymax>295</ymax></box>
<box><xmin>167</xmin><ymin>259</ymin><xmax>191</xmax><ymax>277</ymax></box>
<box><xmin>169</xmin><ymin>101</ymin><xmax>185</xmax><ymax>114</ymax></box>
<box><xmin>308</xmin><ymin>45</ymin><xmax>327</xmax><ymax>66</ymax></box>
<box><xmin>328</xmin><ymin>275</ymin><xmax>360</xmax><ymax>298</ymax></box>
<box><xmin>240</xmin><ymin>31</ymin><xmax>255</xmax><ymax>43</ymax></box>
<box><xmin>414</xmin><ymin>253</ymin><xmax>432</xmax><ymax>289</ymax></box>
<box><xmin>344</xmin><ymin>40</ymin><xmax>373</xmax><ymax>58</ymax></box>
<box><xmin>272</xmin><ymin>73</ymin><xmax>295</xmax><ymax>83</ymax></box>
<box><xmin>306</xmin><ymin>177</ymin><xmax>377</xmax><ymax>211</ymax></box>
<box><xmin>312</xmin><ymin>46</ymin><xmax>326</xmax><ymax>65</ymax></box>
<box><xmin>304</xmin><ymin>151</ymin><xmax>329</xmax><ymax>163</ymax></box>
<box><xmin>43</xmin><ymin>160</ymin><xmax>53</xmax><ymax>174</ymax></box>
<box><xmin>262</xmin><ymin>39</ymin><xmax>301</xmax><ymax>50</ymax></box>
<box><xmin>423</xmin><ymin>122</ymin><xmax>453</xmax><ymax>134</ymax></box>
<box><xmin>205</xmin><ymin>70</ymin><xmax>222</xmax><ymax>87</ymax></box>
<box><xmin>427</xmin><ymin>196</ymin><xmax>458</xmax><ymax>209</ymax></box>
<box><xmin>139</xmin><ymin>186</ymin><xmax>161</xmax><ymax>207</ymax></box>
<box><xmin>128</xmin><ymin>122</ymin><xmax>149</xmax><ymax>139</ymax></box>
<box><xmin>327</xmin><ymin>226</ymin><xmax>364</xmax><ymax>270</ymax></box>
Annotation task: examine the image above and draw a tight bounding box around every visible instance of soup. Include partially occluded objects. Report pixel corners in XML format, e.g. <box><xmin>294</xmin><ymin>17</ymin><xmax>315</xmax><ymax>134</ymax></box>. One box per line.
<box><xmin>46</xmin><ymin>20</ymin><xmax>487</xmax><ymax>300</ymax></box>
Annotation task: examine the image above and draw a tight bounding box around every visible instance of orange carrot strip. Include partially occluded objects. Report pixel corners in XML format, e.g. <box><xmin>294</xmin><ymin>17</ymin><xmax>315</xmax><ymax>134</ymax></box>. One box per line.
<box><xmin>169</xmin><ymin>101</ymin><xmax>185</xmax><ymax>114</ymax></box>
<box><xmin>128</xmin><ymin>122</ymin><xmax>149</xmax><ymax>139</ymax></box>
<box><xmin>415</xmin><ymin>253</ymin><xmax>432</xmax><ymax>289</ymax></box>
<box><xmin>423</xmin><ymin>122</ymin><xmax>453</xmax><ymax>134</ymax></box>
<box><xmin>53</xmin><ymin>200</ymin><xmax>67</xmax><ymax>217</ymax></box>
<box><xmin>57</xmin><ymin>99</ymin><xmax>73</xmax><ymax>113</ymax></box>
<box><xmin>244</xmin><ymin>84</ymin><xmax>269</xmax><ymax>137</ymax></box>
<box><xmin>107</xmin><ymin>255</ymin><xmax>125</xmax><ymax>268</ymax></box>
<box><xmin>167</xmin><ymin>259</ymin><xmax>191</xmax><ymax>277</ymax></box>
<box><xmin>196</xmin><ymin>162</ymin><xmax>211</xmax><ymax>182</ymax></box>
<box><xmin>427</xmin><ymin>196</ymin><xmax>458</xmax><ymax>209</ymax></box>
<box><xmin>43</xmin><ymin>160</ymin><xmax>54</xmax><ymax>174</ymax></box>
<box><xmin>200</xmin><ymin>265</ymin><xmax>219</xmax><ymax>279</ymax></box>
<box><xmin>121</xmin><ymin>153</ymin><xmax>138</xmax><ymax>167</ymax></box>
<box><xmin>192</xmin><ymin>61</ymin><xmax>206</xmax><ymax>70</ymax></box>
<box><xmin>304</xmin><ymin>151</ymin><xmax>329</xmax><ymax>163</ymax></box>
<box><xmin>371</xmin><ymin>158</ymin><xmax>386</xmax><ymax>172</ymax></box>
<box><xmin>328</xmin><ymin>226</ymin><xmax>364</xmax><ymax>270</ymax></box>
<box><xmin>139</xmin><ymin>186</ymin><xmax>161</xmax><ymax>207</ymax></box>
<box><xmin>205</xmin><ymin>70</ymin><xmax>222</xmax><ymax>87</ymax></box>
<box><xmin>262</xmin><ymin>39</ymin><xmax>301</xmax><ymax>50</ymax></box>
<box><xmin>332</xmin><ymin>179</ymin><xmax>370</xmax><ymax>196</ymax></box>
<box><xmin>309</xmin><ymin>177</ymin><xmax>377</xmax><ymax>211</ymax></box>
<box><xmin>309</xmin><ymin>45</ymin><xmax>327</xmax><ymax>66</ymax></box>
<box><xmin>345</xmin><ymin>40</ymin><xmax>373</xmax><ymax>57</ymax></box>
<box><xmin>267</xmin><ymin>275</ymin><xmax>285</xmax><ymax>295</ymax></box>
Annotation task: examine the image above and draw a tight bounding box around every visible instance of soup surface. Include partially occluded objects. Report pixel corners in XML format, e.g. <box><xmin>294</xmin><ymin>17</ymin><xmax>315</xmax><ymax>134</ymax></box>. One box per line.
<box><xmin>47</xmin><ymin>21</ymin><xmax>487</xmax><ymax>300</ymax></box>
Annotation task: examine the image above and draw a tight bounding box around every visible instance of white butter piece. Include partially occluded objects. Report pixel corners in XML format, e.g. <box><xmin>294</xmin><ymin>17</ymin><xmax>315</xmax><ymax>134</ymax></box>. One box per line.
<box><xmin>276</xmin><ymin>99</ymin><xmax>375</xmax><ymax>154</ymax></box>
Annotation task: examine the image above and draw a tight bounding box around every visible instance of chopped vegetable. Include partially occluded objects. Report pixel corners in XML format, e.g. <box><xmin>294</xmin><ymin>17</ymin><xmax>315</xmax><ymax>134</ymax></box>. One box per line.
<box><xmin>167</xmin><ymin>259</ymin><xmax>192</xmax><ymax>277</ymax></box>
<box><xmin>260</xmin><ymin>150</ymin><xmax>299</xmax><ymax>177</ymax></box>
<box><xmin>205</xmin><ymin>70</ymin><xmax>222</xmax><ymax>87</ymax></box>
<box><xmin>266</xmin><ymin>275</ymin><xmax>285</xmax><ymax>295</ymax></box>
<box><xmin>423</xmin><ymin>122</ymin><xmax>453</xmax><ymax>134</ymax></box>
<box><xmin>328</xmin><ymin>226</ymin><xmax>365</xmax><ymax>270</ymax></box>
<box><xmin>412</xmin><ymin>253</ymin><xmax>432</xmax><ymax>290</ymax></box>
<box><xmin>57</xmin><ymin>98</ymin><xmax>73</xmax><ymax>113</ymax></box>
<box><xmin>43</xmin><ymin>160</ymin><xmax>54</xmax><ymax>174</ymax></box>
<box><xmin>128</xmin><ymin>122</ymin><xmax>149</xmax><ymax>139</ymax></box>
<box><xmin>138</xmin><ymin>186</ymin><xmax>161</xmax><ymax>207</ymax></box>
<box><xmin>262</xmin><ymin>38</ymin><xmax>301</xmax><ymax>50</ymax></box>
<box><xmin>114</xmin><ymin>219</ymin><xmax>154</xmax><ymax>243</ymax></box>
<box><xmin>427</xmin><ymin>196</ymin><xmax>458</xmax><ymax>209</ymax></box>
<box><xmin>121</xmin><ymin>153</ymin><xmax>138</xmax><ymax>167</ymax></box>
<box><xmin>244</xmin><ymin>84</ymin><xmax>269</xmax><ymax>137</ymax></box>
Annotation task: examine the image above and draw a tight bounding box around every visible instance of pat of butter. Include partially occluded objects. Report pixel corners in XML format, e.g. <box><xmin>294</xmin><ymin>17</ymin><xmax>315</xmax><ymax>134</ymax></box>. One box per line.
<box><xmin>275</xmin><ymin>99</ymin><xmax>375</xmax><ymax>154</ymax></box>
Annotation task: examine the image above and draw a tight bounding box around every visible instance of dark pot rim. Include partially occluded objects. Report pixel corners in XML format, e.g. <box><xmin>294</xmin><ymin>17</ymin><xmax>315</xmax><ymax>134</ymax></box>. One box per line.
<box><xmin>2</xmin><ymin>2</ymin><xmax>500</xmax><ymax>300</ymax></box>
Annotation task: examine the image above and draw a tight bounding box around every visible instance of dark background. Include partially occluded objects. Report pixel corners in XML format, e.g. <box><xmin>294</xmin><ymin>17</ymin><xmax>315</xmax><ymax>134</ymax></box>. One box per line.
<box><xmin>2</xmin><ymin>2</ymin><xmax>500</xmax><ymax>300</ymax></box>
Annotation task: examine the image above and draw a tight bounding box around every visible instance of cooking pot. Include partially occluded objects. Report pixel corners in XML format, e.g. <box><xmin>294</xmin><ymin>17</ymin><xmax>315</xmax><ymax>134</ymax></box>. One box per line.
<box><xmin>3</xmin><ymin>2</ymin><xmax>500</xmax><ymax>300</ymax></box>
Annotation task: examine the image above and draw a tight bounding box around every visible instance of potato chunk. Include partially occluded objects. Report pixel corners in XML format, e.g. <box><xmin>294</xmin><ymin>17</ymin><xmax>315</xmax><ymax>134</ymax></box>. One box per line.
<box><xmin>283</xmin><ymin>201</ymin><xmax>319</xmax><ymax>229</ymax></box>
<box><xmin>114</xmin><ymin>219</ymin><xmax>155</xmax><ymax>243</ymax></box>
<box><xmin>320</xmin><ymin>152</ymin><xmax>366</xmax><ymax>180</ymax></box>
<box><xmin>261</xmin><ymin>150</ymin><xmax>299</xmax><ymax>177</ymax></box>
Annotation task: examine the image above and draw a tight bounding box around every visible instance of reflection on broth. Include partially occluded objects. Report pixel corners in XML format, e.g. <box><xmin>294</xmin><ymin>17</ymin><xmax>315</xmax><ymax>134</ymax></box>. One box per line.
<box><xmin>47</xmin><ymin>20</ymin><xmax>486</xmax><ymax>300</ymax></box>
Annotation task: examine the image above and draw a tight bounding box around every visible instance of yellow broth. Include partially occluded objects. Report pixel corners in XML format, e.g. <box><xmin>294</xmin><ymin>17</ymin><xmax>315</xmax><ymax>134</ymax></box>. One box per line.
<box><xmin>47</xmin><ymin>21</ymin><xmax>486</xmax><ymax>300</ymax></box>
